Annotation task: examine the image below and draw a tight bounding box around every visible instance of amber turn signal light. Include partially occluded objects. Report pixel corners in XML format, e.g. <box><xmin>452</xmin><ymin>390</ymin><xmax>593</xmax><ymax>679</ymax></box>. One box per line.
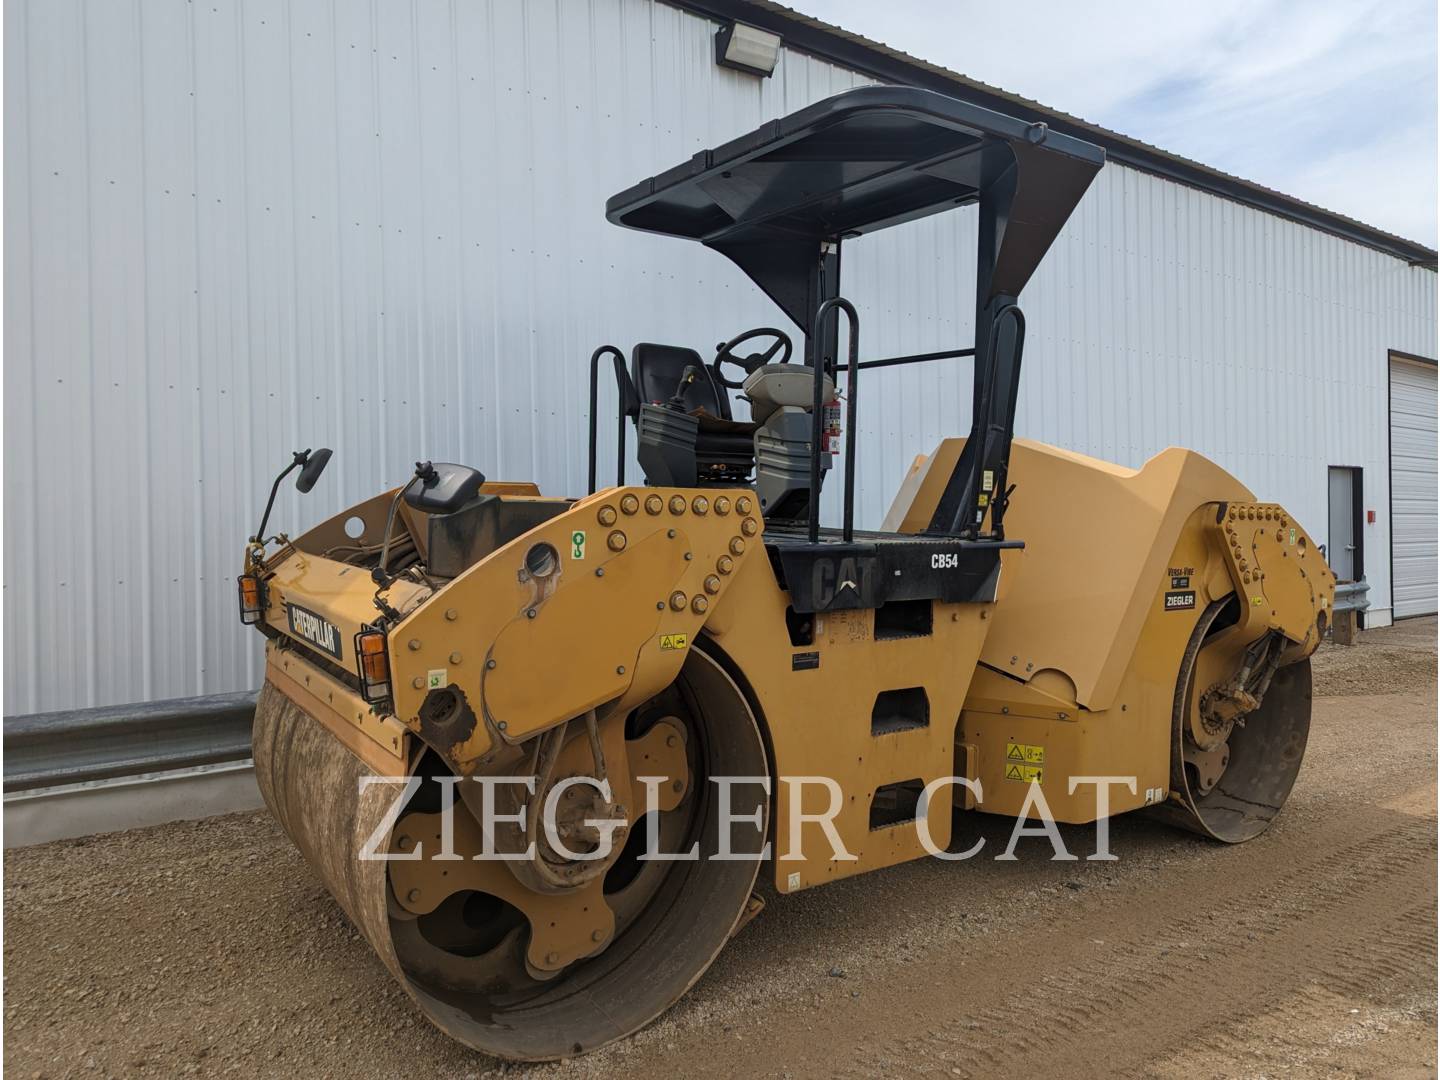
<box><xmin>355</xmin><ymin>628</ymin><xmax>392</xmax><ymax>703</ymax></box>
<box><xmin>237</xmin><ymin>573</ymin><xmax>266</xmax><ymax>625</ymax></box>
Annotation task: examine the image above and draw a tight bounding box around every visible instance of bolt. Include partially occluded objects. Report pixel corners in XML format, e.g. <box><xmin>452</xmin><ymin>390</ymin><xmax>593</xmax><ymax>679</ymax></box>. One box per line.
<box><xmin>684</xmin><ymin>551</ymin><xmax>693</xmax><ymax>561</ymax></box>
<box><xmin>656</xmin><ymin>601</ymin><xmax>665</xmax><ymax>610</ymax></box>
<box><xmin>592</xmin><ymin>929</ymin><xmax>606</xmax><ymax>942</ymax></box>
<box><xmin>397</xmin><ymin>835</ymin><xmax>412</xmax><ymax>850</ymax></box>
<box><xmin>692</xmin><ymin>496</ymin><xmax>709</xmax><ymax>515</ymax></box>
<box><xmin>620</xmin><ymin>493</ymin><xmax>639</xmax><ymax>515</ymax></box>
<box><xmin>411</xmin><ymin>677</ymin><xmax>424</xmax><ymax>689</ymax></box>
<box><xmin>1001</xmin><ymin>706</ymin><xmax>1009</xmax><ymax>714</ymax></box>
<box><xmin>597</xmin><ymin>505</ymin><xmax>617</xmax><ymax>526</ymax></box>
<box><xmin>486</xmin><ymin>659</ymin><xmax>497</xmax><ymax>670</ymax></box>
<box><xmin>645</xmin><ymin>494</ymin><xmax>663</xmax><ymax>515</ymax></box>
<box><xmin>449</xmin><ymin>651</ymin><xmax>462</xmax><ymax>664</ymax></box>
<box><xmin>526</xmin><ymin>608</ymin><xmax>537</xmax><ymax>619</ymax></box>
<box><xmin>407</xmin><ymin>638</ymin><xmax>421</xmax><ymax>651</ymax></box>
<box><xmin>607</xmin><ymin>530</ymin><xmax>627</xmax><ymax>552</ymax></box>
<box><xmin>406</xmin><ymin>889</ymin><xmax>421</xmax><ymax>903</ymax></box>
<box><xmin>669</xmin><ymin>495</ymin><xmax>687</xmax><ymax>515</ymax></box>
<box><xmin>670</xmin><ymin>591</ymin><xmax>687</xmax><ymax>611</ymax></box>
<box><xmin>714</xmin><ymin>496</ymin><xmax>732</xmax><ymax>516</ymax></box>
<box><xmin>444</xmin><ymin>608</ymin><xmax>458</xmax><ymax>621</ymax></box>
<box><xmin>616</xmin><ymin>665</ymin><xmax>626</xmax><ymax>675</ymax></box>
<box><xmin>667</xmin><ymin>528</ymin><xmax>677</xmax><ymax>539</ymax></box>
<box><xmin>595</xmin><ymin>567</ymin><xmax>605</xmax><ymax>577</ymax></box>
<box><xmin>672</xmin><ymin>779</ymin><xmax>684</xmax><ymax>793</ymax></box>
<box><xmin>545</xmin><ymin>952</ymin><xmax>559</xmax><ymax>966</ymax></box>
<box><xmin>666</xmin><ymin>734</ymin><xmax>678</xmax><ymax>748</ymax></box>
<box><xmin>498</xmin><ymin>720</ymin><xmax>508</xmax><ymax>731</ymax></box>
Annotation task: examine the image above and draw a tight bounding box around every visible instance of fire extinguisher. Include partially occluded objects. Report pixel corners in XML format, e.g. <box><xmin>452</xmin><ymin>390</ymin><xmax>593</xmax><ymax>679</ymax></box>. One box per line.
<box><xmin>822</xmin><ymin>392</ymin><xmax>843</xmax><ymax>454</ymax></box>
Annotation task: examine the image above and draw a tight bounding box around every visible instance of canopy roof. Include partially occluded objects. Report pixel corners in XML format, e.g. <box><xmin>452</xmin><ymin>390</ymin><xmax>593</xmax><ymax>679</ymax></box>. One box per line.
<box><xmin>606</xmin><ymin>85</ymin><xmax>1106</xmax><ymax>324</ymax></box>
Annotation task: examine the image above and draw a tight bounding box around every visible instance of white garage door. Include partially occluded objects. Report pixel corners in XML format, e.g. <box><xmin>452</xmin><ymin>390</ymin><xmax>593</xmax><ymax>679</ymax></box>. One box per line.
<box><xmin>1390</xmin><ymin>356</ymin><xmax>1437</xmax><ymax>618</ymax></box>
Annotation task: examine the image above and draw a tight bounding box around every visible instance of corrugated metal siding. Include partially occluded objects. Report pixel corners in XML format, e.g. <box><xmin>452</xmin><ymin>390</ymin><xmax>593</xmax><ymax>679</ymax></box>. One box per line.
<box><xmin>5</xmin><ymin>0</ymin><xmax>1436</xmax><ymax>713</ymax></box>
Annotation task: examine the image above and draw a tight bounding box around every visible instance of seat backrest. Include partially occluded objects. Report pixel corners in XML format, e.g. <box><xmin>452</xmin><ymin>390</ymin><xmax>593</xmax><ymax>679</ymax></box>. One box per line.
<box><xmin>631</xmin><ymin>343</ymin><xmax>732</xmax><ymax>420</ymax></box>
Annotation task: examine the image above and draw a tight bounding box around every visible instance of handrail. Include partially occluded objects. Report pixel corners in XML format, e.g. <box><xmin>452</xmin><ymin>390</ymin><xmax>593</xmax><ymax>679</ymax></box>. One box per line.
<box><xmin>587</xmin><ymin>346</ymin><xmax>630</xmax><ymax>494</ymax></box>
<box><xmin>854</xmin><ymin>346</ymin><xmax>973</xmax><ymax>372</ymax></box>
<box><xmin>810</xmin><ymin>297</ymin><xmax>861</xmax><ymax>543</ymax></box>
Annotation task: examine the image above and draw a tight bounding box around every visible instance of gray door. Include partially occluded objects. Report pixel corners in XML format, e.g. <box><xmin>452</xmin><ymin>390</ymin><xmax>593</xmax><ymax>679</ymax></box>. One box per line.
<box><xmin>1328</xmin><ymin>467</ymin><xmax>1358</xmax><ymax>582</ymax></box>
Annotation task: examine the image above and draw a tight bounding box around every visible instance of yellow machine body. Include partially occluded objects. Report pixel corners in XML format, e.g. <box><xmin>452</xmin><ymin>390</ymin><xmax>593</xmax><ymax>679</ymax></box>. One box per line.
<box><xmin>252</xmin><ymin>436</ymin><xmax>1332</xmax><ymax>888</ymax></box>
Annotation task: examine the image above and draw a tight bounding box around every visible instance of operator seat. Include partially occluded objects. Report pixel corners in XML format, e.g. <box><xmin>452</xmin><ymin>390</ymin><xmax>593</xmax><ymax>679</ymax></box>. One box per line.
<box><xmin>631</xmin><ymin>344</ymin><xmax>756</xmax><ymax>481</ymax></box>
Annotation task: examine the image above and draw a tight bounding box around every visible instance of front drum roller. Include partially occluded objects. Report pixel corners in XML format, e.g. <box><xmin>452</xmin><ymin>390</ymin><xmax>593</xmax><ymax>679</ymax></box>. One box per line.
<box><xmin>253</xmin><ymin>647</ymin><xmax>769</xmax><ymax>1061</ymax></box>
<box><xmin>1148</xmin><ymin>597</ymin><xmax>1312</xmax><ymax>843</ymax></box>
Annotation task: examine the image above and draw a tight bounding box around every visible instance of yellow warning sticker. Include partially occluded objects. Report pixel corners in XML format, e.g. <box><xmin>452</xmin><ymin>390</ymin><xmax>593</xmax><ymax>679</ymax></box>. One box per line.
<box><xmin>1004</xmin><ymin>763</ymin><xmax>1043</xmax><ymax>783</ymax></box>
<box><xmin>659</xmin><ymin>633</ymin><xmax>688</xmax><ymax>651</ymax></box>
<box><xmin>1005</xmin><ymin>741</ymin><xmax>1045</xmax><ymax>765</ymax></box>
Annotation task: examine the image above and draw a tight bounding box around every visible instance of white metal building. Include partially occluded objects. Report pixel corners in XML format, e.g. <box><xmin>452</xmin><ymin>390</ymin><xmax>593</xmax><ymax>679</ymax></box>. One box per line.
<box><xmin>5</xmin><ymin>0</ymin><xmax>1436</xmax><ymax>716</ymax></box>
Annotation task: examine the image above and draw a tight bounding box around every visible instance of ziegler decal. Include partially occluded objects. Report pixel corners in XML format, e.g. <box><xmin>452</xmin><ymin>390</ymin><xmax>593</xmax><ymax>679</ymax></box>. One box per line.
<box><xmin>286</xmin><ymin>602</ymin><xmax>343</xmax><ymax>659</ymax></box>
<box><xmin>1164</xmin><ymin>590</ymin><xmax>1197</xmax><ymax>612</ymax></box>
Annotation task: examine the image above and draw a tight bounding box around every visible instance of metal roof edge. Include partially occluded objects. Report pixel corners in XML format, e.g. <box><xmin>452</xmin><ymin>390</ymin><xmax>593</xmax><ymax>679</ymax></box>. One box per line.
<box><xmin>668</xmin><ymin>0</ymin><xmax>1439</xmax><ymax>271</ymax></box>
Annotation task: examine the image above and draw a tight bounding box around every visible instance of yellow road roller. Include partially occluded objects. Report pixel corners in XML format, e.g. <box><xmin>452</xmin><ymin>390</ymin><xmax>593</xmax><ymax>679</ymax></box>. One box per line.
<box><xmin>240</xmin><ymin>87</ymin><xmax>1334</xmax><ymax>1059</ymax></box>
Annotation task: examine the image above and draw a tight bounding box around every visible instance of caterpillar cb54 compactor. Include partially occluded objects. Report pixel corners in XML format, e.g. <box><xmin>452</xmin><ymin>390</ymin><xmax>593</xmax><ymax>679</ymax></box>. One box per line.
<box><xmin>242</xmin><ymin>87</ymin><xmax>1333</xmax><ymax>1059</ymax></box>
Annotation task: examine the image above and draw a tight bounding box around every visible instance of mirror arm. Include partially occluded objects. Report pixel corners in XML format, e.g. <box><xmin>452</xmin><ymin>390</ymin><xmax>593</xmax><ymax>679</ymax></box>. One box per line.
<box><xmin>253</xmin><ymin>449</ymin><xmax>311</xmax><ymax>546</ymax></box>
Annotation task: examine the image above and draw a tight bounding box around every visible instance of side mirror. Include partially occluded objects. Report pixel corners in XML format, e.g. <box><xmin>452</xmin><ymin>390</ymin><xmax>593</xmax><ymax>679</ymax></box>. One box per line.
<box><xmin>402</xmin><ymin>461</ymin><xmax>486</xmax><ymax>515</ymax></box>
<box><xmin>296</xmin><ymin>447</ymin><xmax>333</xmax><ymax>493</ymax></box>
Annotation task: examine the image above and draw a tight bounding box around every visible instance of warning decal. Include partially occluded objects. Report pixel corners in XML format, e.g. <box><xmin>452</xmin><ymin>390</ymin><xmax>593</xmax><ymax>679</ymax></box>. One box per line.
<box><xmin>1005</xmin><ymin>742</ymin><xmax>1045</xmax><ymax>765</ymax></box>
<box><xmin>659</xmin><ymin>633</ymin><xmax>688</xmax><ymax>651</ymax></box>
<box><xmin>571</xmin><ymin>530</ymin><xmax>587</xmax><ymax>560</ymax></box>
<box><xmin>1004</xmin><ymin>763</ymin><xmax>1043</xmax><ymax>783</ymax></box>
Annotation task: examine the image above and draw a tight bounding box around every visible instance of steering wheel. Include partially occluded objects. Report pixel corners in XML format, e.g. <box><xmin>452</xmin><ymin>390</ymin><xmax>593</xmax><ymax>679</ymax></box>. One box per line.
<box><xmin>711</xmin><ymin>327</ymin><xmax>793</xmax><ymax>389</ymax></box>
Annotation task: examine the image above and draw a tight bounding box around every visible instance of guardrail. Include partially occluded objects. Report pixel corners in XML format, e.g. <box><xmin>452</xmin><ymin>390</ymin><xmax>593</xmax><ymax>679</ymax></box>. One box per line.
<box><xmin>3</xmin><ymin>692</ymin><xmax>257</xmax><ymax>793</ymax></box>
<box><xmin>1333</xmin><ymin>580</ymin><xmax>1370</xmax><ymax>613</ymax></box>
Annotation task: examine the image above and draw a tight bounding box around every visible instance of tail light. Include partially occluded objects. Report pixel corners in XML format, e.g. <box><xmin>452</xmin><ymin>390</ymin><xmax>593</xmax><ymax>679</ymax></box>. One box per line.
<box><xmin>237</xmin><ymin>573</ymin><xmax>267</xmax><ymax>625</ymax></box>
<box><xmin>355</xmin><ymin>628</ymin><xmax>392</xmax><ymax>703</ymax></box>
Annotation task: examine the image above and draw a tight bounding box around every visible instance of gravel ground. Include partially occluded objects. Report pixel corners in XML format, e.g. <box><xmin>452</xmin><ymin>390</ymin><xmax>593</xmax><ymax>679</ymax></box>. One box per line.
<box><xmin>5</xmin><ymin>618</ymin><xmax>1435</xmax><ymax>1079</ymax></box>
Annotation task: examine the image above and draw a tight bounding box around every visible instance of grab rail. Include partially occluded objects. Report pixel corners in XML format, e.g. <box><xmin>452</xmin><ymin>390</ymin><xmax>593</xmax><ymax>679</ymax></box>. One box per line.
<box><xmin>810</xmin><ymin>298</ymin><xmax>861</xmax><ymax>543</ymax></box>
<box><xmin>587</xmin><ymin>345</ymin><xmax>633</xmax><ymax>494</ymax></box>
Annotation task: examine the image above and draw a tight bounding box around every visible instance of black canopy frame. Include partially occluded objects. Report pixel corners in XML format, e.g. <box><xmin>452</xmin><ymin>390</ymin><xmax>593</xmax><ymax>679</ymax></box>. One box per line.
<box><xmin>606</xmin><ymin>85</ymin><xmax>1104</xmax><ymax>540</ymax></box>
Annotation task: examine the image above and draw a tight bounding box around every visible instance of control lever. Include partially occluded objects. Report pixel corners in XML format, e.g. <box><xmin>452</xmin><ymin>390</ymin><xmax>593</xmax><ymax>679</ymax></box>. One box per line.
<box><xmin>668</xmin><ymin>365</ymin><xmax>706</xmax><ymax>411</ymax></box>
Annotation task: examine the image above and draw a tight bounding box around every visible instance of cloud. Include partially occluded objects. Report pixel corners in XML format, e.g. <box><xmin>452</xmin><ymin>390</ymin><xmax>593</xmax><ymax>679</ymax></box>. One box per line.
<box><xmin>794</xmin><ymin>0</ymin><xmax>1437</xmax><ymax>246</ymax></box>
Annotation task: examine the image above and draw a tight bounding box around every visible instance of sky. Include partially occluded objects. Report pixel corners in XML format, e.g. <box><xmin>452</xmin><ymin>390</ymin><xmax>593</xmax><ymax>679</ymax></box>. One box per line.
<box><xmin>798</xmin><ymin>0</ymin><xmax>1439</xmax><ymax>248</ymax></box>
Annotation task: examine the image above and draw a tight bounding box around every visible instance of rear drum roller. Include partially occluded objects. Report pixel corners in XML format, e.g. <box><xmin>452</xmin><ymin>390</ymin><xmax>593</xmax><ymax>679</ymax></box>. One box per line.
<box><xmin>252</xmin><ymin>648</ymin><xmax>768</xmax><ymax>1061</ymax></box>
<box><xmin>1148</xmin><ymin>597</ymin><xmax>1312</xmax><ymax>842</ymax></box>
